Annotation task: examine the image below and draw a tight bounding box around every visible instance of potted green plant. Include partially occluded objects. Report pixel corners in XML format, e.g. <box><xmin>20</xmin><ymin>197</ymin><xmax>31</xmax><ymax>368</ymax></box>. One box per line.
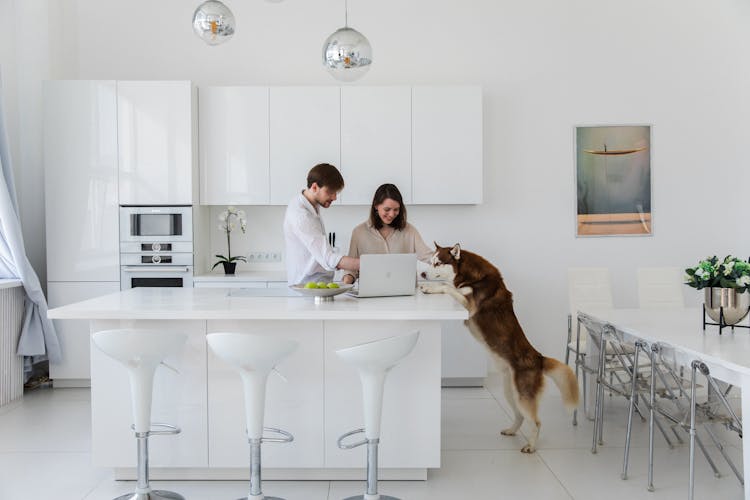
<box><xmin>212</xmin><ymin>206</ymin><xmax>247</xmax><ymax>275</ymax></box>
<box><xmin>685</xmin><ymin>255</ymin><xmax>750</xmax><ymax>325</ymax></box>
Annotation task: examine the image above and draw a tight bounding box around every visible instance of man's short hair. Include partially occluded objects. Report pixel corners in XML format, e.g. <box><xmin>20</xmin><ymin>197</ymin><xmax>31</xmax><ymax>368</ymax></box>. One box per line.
<box><xmin>307</xmin><ymin>163</ymin><xmax>344</xmax><ymax>191</ymax></box>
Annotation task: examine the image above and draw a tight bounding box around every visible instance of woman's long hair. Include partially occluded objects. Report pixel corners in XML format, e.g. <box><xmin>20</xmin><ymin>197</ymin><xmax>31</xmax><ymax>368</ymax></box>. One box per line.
<box><xmin>369</xmin><ymin>183</ymin><xmax>407</xmax><ymax>230</ymax></box>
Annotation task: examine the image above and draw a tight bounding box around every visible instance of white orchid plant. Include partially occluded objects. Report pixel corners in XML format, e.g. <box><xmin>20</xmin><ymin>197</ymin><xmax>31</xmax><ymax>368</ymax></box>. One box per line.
<box><xmin>685</xmin><ymin>255</ymin><xmax>750</xmax><ymax>293</ymax></box>
<box><xmin>212</xmin><ymin>206</ymin><xmax>247</xmax><ymax>270</ymax></box>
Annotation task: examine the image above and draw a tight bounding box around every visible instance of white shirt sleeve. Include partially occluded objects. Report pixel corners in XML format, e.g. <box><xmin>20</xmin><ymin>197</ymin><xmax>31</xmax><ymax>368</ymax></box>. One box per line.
<box><xmin>291</xmin><ymin>211</ymin><xmax>342</xmax><ymax>271</ymax></box>
<box><xmin>283</xmin><ymin>194</ymin><xmax>343</xmax><ymax>285</ymax></box>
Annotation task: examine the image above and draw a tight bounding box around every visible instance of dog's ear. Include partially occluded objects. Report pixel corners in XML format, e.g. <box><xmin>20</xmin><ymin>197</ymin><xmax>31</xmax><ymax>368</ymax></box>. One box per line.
<box><xmin>433</xmin><ymin>241</ymin><xmax>442</xmax><ymax>250</ymax></box>
<box><xmin>450</xmin><ymin>243</ymin><xmax>461</xmax><ymax>260</ymax></box>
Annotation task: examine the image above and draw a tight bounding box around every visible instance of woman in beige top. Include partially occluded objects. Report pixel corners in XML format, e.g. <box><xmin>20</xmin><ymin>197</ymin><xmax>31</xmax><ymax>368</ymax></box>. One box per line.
<box><xmin>342</xmin><ymin>183</ymin><xmax>432</xmax><ymax>284</ymax></box>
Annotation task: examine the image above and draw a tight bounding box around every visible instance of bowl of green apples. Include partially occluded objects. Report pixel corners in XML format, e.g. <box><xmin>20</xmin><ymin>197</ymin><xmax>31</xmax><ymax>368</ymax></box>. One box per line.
<box><xmin>289</xmin><ymin>281</ymin><xmax>353</xmax><ymax>301</ymax></box>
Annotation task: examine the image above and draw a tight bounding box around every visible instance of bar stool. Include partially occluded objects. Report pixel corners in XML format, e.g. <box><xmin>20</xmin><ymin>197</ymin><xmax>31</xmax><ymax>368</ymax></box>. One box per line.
<box><xmin>336</xmin><ymin>331</ymin><xmax>420</xmax><ymax>500</ymax></box>
<box><xmin>92</xmin><ymin>329</ymin><xmax>187</xmax><ymax>500</ymax></box>
<box><xmin>206</xmin><ymin>333</ymin><xmax>299</xmax><ymax>500</ymax></box>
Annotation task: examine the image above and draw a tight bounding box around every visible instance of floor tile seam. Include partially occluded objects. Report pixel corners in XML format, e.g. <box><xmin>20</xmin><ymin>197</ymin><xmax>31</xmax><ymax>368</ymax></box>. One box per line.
<box><xmin>81</xmin><ymin>476</ymin><xmax>111</xmax><ymax>500</ymax></box>
<box><xmin>534</xmin><ymin>449</ymin><xmax>577</xmax><ymax>500</ymax></box>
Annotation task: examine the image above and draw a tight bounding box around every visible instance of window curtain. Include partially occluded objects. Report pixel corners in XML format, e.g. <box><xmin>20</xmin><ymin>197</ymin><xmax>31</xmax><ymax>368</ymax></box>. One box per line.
<box><xmin>0</xmin><ymin>69</ymin><xmax>60</xmax><ymax>364</ymax></box>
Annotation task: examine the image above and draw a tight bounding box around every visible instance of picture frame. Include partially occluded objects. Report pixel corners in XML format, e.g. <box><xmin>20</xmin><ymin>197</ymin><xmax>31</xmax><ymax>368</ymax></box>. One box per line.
<box><xmin>575</xmin><ymin>125</ymin><xmax>652</xmax><ymax>237</ymax></box>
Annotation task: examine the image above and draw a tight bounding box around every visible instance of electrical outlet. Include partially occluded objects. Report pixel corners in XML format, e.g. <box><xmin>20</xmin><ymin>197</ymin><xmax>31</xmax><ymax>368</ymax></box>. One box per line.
<box><xmin>247</xmin><ymin>251</ymin><xmax>282</xmax><ymax>262</ymax></box>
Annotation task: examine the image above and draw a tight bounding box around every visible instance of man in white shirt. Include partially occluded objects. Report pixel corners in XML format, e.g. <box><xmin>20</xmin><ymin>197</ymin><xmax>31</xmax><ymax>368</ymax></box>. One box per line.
<box><xmin>283</xmin><ymin>163</ymin><xmax>359</xmax><ymax>285</ymax></box>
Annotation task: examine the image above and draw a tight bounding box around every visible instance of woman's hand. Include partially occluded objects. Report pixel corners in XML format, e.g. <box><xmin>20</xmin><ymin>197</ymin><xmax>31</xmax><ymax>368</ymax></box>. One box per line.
<box><xmin>342</xmin><ymin>274</ymin><xmax>355</xmax><ymax>285</ymax></box>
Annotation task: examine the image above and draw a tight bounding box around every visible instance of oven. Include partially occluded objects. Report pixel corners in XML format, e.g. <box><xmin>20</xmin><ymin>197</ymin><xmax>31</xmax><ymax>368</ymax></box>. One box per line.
<box><xmin>120</xmin><ymin>206</ymin><xmax>193</xmax><ymax>243</ymax></box>
<box><xmin>119</xmin><ymin>206</ymin><xmax>194</xmax><ymax>289</ymax></box>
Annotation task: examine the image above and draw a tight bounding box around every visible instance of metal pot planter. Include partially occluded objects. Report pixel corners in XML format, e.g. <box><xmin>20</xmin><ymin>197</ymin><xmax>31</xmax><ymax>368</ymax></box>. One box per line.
<box><xmin>704</xmin><ymin>287</ymin><xmax>750</xmax><ymax>325</ymax></box>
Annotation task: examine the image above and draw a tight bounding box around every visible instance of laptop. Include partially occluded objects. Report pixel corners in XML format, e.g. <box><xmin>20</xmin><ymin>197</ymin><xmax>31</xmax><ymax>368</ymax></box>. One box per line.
<box><xmin>347</xmin><ymin>253</ymin><xmax>418</xmax><ymax>298</ymax></box>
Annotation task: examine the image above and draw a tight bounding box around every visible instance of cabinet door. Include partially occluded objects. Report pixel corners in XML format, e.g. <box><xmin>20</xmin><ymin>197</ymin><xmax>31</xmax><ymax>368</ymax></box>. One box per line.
<box><xmin>199</xmin><ymin>87</ymin><xmax>270</xmax><ymax>205</ymax></box>
<box><xmin>117</xmin><ymin>81</ymin><xmax>194</xmax><ymax>205</ymax></box>
<box><xmin>441</xmin><ymin>320</ymin><xmax>487</xmax><ymax>385</ymax></box>
<box><xmin>340</xmin><ymin>86</ymin><xmax>412</xmax><ymax>205</ymax></box>
<box><xmin>43</xmin><ymin>80</ymin><xmax>120</xmax><ymax>282</ymax></box>
<box><xmin>206</xmin><ymin>320</ymin><xmax>325</xmax><ymax>467</ymax></box>
<box><xmin>47</xmin><ymin>281</ymin><xmax>120</xmax><ymax>382</ymax></box>
<box><xmin>269</xmin><ymin>87</ymin><xmax>340</xmax><ymax>205</ymax></box>
<box><xmin>412</xmin><ymin>86</ymin><xmax>482</xmax><ymax>204</ymax></box>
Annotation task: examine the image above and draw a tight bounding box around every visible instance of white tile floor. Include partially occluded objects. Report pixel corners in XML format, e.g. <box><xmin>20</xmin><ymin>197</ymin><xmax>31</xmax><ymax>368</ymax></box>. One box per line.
<box><xmin>0</xmin><ymin>372</ymin><xmax>743</xmax><ymax>500</ymax></box>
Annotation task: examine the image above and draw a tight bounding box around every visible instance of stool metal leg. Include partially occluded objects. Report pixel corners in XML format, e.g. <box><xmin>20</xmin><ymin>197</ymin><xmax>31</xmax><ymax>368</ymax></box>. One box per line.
<box><xmin>343</xmin><ymin>438</ymin><xmax>400</xmax><ymax>500</ymax></box>
<box><xmin>113</xmin><ymin>432</ymin><xmax>185</xmax><ymax>500</ymax></box>
<box><xmin>241</xmin><ymin>437</ymin><xmax>286</xmax><ymax>500</ymax></box>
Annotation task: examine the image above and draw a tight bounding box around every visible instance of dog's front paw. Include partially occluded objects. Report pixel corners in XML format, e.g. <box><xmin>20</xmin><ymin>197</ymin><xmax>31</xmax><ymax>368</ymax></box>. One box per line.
<box><xmin>419</xmin><ymin>282</ymin><xmax>445</xmax><ymax>294</ymax></box>
<box><xmin>500</xmin><ymin>429</ymin><xmax>517</xmax><ymax>436</ymax></box>
<box><xmin>520</xmin><ymin>444</ymin><xmax>536</xmax><ymax>454</ymax></box>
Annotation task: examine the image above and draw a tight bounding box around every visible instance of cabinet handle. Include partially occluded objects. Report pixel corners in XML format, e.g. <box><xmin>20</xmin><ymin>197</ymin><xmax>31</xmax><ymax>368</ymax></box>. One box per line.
<box><xmin>122</xmin><ymin>266</ymin><xmax>190</xmax><ymax>273</ymax></box>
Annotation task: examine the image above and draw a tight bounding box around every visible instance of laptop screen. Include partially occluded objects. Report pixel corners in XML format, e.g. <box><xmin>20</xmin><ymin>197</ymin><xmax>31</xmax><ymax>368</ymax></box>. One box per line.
<box><xmin>355</xmin><ymin>253</ymin><xmax>418</xmax><ymax>298</ymax></box>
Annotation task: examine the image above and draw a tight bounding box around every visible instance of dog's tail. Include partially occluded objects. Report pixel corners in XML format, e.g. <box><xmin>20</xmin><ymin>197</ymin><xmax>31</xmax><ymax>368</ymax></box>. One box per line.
<box><xmin>542</xmin><ymin>357</ymin><xmax>580</xmax><ymax>412</ymax></box>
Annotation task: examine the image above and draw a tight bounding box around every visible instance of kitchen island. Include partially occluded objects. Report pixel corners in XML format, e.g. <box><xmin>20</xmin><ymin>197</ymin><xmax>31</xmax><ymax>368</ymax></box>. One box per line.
<box><xmin>47</xmin><ymin>287</ymin><xmax>467</xmax><ymax>480</ymax></box>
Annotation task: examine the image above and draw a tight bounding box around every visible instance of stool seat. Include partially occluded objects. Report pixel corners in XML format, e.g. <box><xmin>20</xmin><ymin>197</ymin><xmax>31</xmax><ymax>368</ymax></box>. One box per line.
<box><xmin>207</xmin><ymin>333</ymin><xmax>299</xmax><ymax>500</ymax></box>
<box><xmin>337</xmin><ymin>332</ymin><xmax>420</xmax><ymax>373</ymax></box>
<box><xmin>92</xmin><ymin>329</ymin><xmax>187</xmax><ymax>500</ymax></box>
<box><xmin>336</xmin><ymin>331</ymin><xmax>419</xmax><ymax>500</ymax></box>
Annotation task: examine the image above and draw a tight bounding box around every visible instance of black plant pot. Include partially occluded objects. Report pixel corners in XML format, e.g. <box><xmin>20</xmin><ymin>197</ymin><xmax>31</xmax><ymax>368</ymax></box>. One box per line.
<box><xmin>222</xmin><ymin>262</ymin><xmax>237</xmax><ymax>275</ymax></box>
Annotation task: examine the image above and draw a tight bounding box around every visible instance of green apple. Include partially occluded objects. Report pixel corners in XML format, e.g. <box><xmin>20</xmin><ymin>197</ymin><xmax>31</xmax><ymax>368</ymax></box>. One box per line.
<box><xmin>316</xmin><ymin>282</ymin><xmax>327</xmax><ymax>288</ymax></box>
<box><xmin>304</xmin><ymin>281</ymin><xmax>317</xmax><ymax>289</ymax></box>
<box><xmin>327</xmin><ymin>282</ymin><xmax>340</xmax><ymax>289</ymax></box>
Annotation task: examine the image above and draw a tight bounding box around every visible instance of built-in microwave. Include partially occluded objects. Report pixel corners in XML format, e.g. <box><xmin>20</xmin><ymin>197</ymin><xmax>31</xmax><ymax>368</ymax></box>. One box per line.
<box><xmin>119</xmin><ymin>206</ymin><xmax>193</xmax><ymax>243</ymax></box>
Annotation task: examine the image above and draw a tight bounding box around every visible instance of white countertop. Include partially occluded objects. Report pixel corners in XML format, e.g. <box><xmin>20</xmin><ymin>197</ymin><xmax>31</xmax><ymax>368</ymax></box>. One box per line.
<box><xmin>47</xmin><ymin>287</ymin><xmax>468</xmax><ymax>321</ymax></box>
<box><xmin>193</xmin><ymin>270</ymin><xmax>287</xmax><ymax>283</ymax></box>
<box><xmin>0</xmin><ymin>279</ymin><xmax>23</xmax><ymax>290</ymax></box>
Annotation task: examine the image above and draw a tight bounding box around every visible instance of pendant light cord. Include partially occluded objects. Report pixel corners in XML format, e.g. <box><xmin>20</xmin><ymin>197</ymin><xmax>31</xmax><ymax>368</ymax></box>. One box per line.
<box><xmin>345</xmin><ymin>0</ymin><xmax>349</xmax><ymax>27</ymax></box>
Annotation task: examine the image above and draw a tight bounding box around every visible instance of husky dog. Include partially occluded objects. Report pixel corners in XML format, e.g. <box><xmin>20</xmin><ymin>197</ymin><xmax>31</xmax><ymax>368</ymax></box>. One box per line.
<box><xmin>421</xmin><ymin>243</ymin><xmax>579</xmax><ymax>453</ymax></box>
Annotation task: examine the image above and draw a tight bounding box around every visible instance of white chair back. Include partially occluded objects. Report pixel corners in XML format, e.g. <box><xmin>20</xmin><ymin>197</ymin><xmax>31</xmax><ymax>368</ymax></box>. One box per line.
<box><xmin>637</xmin><ymin>267</ymin><xmax>685</xmax><ymax>309</ymax></box>
<box><xmin>568</xmin><ymin>267</ymin><xmax>614</xmax><ymax>317</ymax></box>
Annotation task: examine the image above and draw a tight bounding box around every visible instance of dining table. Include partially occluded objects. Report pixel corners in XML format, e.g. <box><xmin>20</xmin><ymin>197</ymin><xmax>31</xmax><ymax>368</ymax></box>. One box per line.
<box><xmin>577</xmin><ymin>307</ymin><xmax>750</xmax><ymax>499</ymax></box>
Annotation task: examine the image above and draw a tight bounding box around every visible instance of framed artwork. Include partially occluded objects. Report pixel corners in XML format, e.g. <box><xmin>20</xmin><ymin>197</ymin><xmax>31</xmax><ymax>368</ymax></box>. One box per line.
<box><xmin>575</xmin><ymin>125</ymin><xmax>652</xmax><ymax>236</ymax></box>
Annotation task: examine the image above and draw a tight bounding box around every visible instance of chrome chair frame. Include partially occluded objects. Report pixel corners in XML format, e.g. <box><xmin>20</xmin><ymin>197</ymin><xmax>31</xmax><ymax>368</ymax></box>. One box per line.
<box><xmin>689</xmin><ymin>360</ymin><xmax>744</xmax><ymax>500</ymax></box>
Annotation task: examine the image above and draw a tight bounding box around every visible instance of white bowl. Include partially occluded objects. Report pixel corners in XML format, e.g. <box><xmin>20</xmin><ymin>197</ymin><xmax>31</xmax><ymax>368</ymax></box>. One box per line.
<box><xmin>289</xmin><ymin>283</ymin><xmax>353</xmax><ymax>298</ymax></box>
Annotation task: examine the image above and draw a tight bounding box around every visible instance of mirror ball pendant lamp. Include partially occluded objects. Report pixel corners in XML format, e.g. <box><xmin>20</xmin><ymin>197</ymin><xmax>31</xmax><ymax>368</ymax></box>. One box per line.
<box><xmin>322</xmin><ymin>1</ymin><xmax>372</xmax><ymax>81</ymax></box>
<box><xmin>193</xmin><ymin>0</ymin><xmax>236</xmax><ymax>45</ymax></box>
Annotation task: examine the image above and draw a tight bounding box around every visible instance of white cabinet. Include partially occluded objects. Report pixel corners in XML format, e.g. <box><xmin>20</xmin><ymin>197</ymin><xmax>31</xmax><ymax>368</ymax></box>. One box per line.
<box><xmin>117</xmin><ymin>81</ymin><xmax>194</xmax><ymax>205</ymax></box>
<box><xmin>340</xmin><ymin>87</ymin><xmax>412</xmax><ymax>205</ymax></box>
<box><xmin>47</xmin><ymin>282</ymin><xmax>120</xmax><ymax>385</ymax></box>
<box><xmin>412</xmin><ymin>86</ymin><xmax>483</xmax><ymax>204</ymax></box>
<box><xmin>198</xmin><ymin>85</ymin><xmax>482</xmax><ymax>206</ymax></box>
<box><xmin>206</xmin><ymin>320</ymin><xmax>325</xmax><ymax>467</ymax></box>
<box><xmin>91</xmin><ymin>319</ymin><xmax>208</xmax><ymax>467</ymax></box>
<box><xmin>269</xmin><ymin>87</ymin><xmax>341</xmax><ymax>205</ymax></box>
<box><xmin>199</xmin><ymin>87</ymin><xmax>270</xmax><ymax>205</ymax></box>
<box><xmin>441</xmin><ymin>320</ymin><xmax>488</xmax><ymax>386</ymax></box>
<box><xmin>44</xmin><ymin>80</ymin><xmax>121</xmax><ymax>387</ymax></box>
<box><xmin>43</xmin><ymin>80</ymin><xmax>120</xmax><ymax>282</ymax></box>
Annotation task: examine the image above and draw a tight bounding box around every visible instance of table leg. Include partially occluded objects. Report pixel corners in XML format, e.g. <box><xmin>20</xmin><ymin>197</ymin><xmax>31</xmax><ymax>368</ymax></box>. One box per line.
<box><xmin>741</xmin><ymin>375</ymin><xmax>750</xmax><ymax>500</ymax></box>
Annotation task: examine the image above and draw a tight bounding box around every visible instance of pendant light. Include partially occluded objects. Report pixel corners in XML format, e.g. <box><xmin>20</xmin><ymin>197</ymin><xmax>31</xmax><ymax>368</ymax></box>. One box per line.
<box><xmin>322</xmin><ymin>0</ymin><xmax>373</xmax><ymax>82</ymax></box>
<box><xmin>193</xmin><ymin>0</ymin><xmax>236</xmax><ymax>45</ymax></box>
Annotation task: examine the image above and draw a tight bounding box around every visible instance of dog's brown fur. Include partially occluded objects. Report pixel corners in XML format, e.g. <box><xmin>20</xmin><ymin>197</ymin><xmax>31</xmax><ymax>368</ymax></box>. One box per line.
<box><xmin>421</xmin><ymin>243</ymin><xmax>579</xmax><ymax>453</ymax></box>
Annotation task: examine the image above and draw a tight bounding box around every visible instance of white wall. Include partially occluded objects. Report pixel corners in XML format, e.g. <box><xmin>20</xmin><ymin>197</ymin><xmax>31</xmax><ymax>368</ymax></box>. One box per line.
<box><xmin>14</xmin><ymin>0</ymin><xmax>750</xmax><ymax>357</ymax></box>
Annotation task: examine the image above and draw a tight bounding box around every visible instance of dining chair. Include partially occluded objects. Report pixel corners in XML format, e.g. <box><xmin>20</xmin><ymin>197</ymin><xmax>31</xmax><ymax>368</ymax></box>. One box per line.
<box><xmin>567</xmin><ymin>267</ymin><xmax>614</xmax><ymax>424</ymax></box>
<box><xmin>637</xmin><ymin>267</ymin><xmax>685</xmax><ymax>309</ymax></box>
<box><xmin>688</xmin><ymin>359</ymin><xmax>744</xmax><ymax>500</ymax></box>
